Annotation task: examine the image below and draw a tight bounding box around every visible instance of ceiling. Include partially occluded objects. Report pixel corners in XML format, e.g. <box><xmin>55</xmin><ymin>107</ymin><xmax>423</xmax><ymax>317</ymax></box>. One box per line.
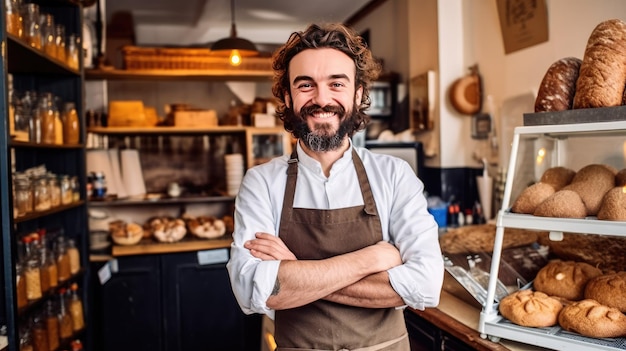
<box><xmin>96</xmin><ymin>0</ymin><xmax>375</xmax><ymax>48</ymax></box>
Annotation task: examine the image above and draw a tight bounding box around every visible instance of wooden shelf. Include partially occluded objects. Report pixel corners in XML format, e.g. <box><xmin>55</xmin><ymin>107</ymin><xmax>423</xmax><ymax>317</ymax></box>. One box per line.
<box><xmin>85</xmin><ymin>68</ymin><xmax>273</xmax><ymax>81</ymax></box>
<box><xmin>7</xmin><ymin>34</ymin><xmax>80</xmax><ymax>75</ymax></box>
<box><xmin>111</xmin><ymin>237</ymin><xmax>233</xmax><ymax>256</ymax></box>
<box><xmin>87</xmin><ymin>125</ymin><xmax>248</xmax><ymax>135</ymax></box>
<box><xmin>88</xmin><ymin>195</ymin><xmax>235</xmax><ymax>207</ymax></box>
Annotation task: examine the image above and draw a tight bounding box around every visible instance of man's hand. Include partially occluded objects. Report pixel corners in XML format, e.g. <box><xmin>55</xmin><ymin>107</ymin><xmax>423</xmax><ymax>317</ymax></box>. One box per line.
<box><xmin>244</xmin><ymin>233</ymin><xmax>297</xmax><ymax>261</ymax></box>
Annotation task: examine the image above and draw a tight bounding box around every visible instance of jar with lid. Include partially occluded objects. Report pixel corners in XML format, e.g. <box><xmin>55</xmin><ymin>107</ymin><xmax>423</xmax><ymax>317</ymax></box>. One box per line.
<box><xmin>55</xmin><ymin>236</ymin><xmax>71</xmax><ymax>282</ymax></box>
<box><xmin>14</xmin><ymin>173</ymin><xmax>33</xmax><ymax>216</ymax></box>
<box><xmin>70</xmin><ymin>176</ymin><xmax>80</xmax><ymax>202</ymax></box>
<box><xmin>23</xmin><ymin>3</ymin><xmax>41</xmax><ymax>49</ymax></box>
<box><xmin>41</xmin><ymin>247</ymin><xmax>58</xmax><ymax>290</ymax></box>
<box><xmin>48</xmin><ymin>173</ymin><xmax>61</xmax><ymax>208</ymax></box>
<box><xmin>44</xmin><ymin>300</ymin><xmax>60</xmax><ymax>351</ymax></box>
<box><xmin>33</xmin><ymin>176</ymin><xmax>50</xmax><ymax>212</ymax></box>
<box><xmin>31</xmin><ymin>237</ymin><xmax>50</xmax><ymax>295</ymax></box>
<box><xmin>60</xmin><ymin>175</ymin><xmax>73</xmax><ymax>205</ymax></box>
<box><xmin>54</xmin><ymin>24</ymin><xmax>66</xmax><ymax>62</ymax></box>
<box><xmin>67</xmin><ymin>239</ymin><xmax>80</xmax><ymax>275</ymax></box>
<box><xmin>40</xmin><ymin>13</ymin><xmax>55</xmax><ymax>58</ymax></box>
<box><xmin>68</xmin><ymin>283</ymin><xmax>84</xmax><ymax>332</ymax></box>
<box><xmin>5</xmin><ymin>0</ymin><xmax>23</xmax><ymax>37</ymax></box>
<box><xmin>16</xmin><ymin>261</ymin><xmax>28</xmax><ymax>309</ymax></box>
<box><xmin>57</xmin><ymin>289</ymin><xmax>73</xmax><ymax>339</ymax></box>
<box><xmin>31</xmin><ymin>311</ymin><xmax>49</xmax><ymax>351</ymax></box>
<box><xmin>62</xmin><ymin>102</ymin><xmax>79</xmax><ymax>145</ymax></box>
<box><xmin>38</xmin><ymin>93</ymin><xmax>57</xmax><ymax>145</ymax></box>
<box><xmin>24</xmin><ymin>257</ymin><xmax>42</xmax><ymax>301</ymax></box>
<box><xmin>66</xmin><ymin>33</ymin><xmax>79</xmax><ymax>70</ymax></box>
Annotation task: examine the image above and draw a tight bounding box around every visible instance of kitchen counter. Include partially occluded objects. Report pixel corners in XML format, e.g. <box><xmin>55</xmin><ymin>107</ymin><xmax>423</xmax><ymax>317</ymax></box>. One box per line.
<box><xmin>408</xmin><ymin>290</ymin><xmax>547</xmax><ymax>351</ymax></box>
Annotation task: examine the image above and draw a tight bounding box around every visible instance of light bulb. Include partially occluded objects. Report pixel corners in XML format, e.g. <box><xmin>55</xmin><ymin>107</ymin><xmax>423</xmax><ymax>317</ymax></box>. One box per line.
<box><xmin>229</xmin><ymin>50</ymin><xmax>242</xmax><ymax>66</ymax></box>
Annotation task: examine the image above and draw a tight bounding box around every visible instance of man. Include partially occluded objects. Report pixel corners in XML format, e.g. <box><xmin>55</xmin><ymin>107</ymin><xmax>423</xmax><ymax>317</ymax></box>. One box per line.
<box><xmin>227</xmin><ymin>23</ymin><xmax>443</xmax><ymax>351</ymax></box>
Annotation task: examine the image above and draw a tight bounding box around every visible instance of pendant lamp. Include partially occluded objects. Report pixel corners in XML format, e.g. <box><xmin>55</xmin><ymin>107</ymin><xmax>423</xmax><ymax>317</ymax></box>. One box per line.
<box><xmin>211</xmin><ymin>0</ymin><xmax>258</xmax><ymax>66</ymax></box>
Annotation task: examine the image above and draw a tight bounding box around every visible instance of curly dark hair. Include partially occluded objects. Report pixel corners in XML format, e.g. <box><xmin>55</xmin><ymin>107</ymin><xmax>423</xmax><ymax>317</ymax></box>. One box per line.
<box><xmin>271</xmin><ymin>23</ymin><xmax>382</xmax><ymax>137</ymax></box>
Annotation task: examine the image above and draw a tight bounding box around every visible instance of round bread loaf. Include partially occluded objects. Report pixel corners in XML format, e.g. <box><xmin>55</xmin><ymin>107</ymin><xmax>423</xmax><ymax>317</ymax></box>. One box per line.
<box><xmin>539</xmin><ymin>166</ymin><xmax>576</xmax><ymax>191</ymax></box>
<box><xmin>533</xmin><ymin>260</ymin><xmax>603</xmax><ymax>301</ymax></box>
<box><xmin>563</xmin><ymin>164</ymin><xmax>617</xmax><ymax>216</ymax></box>
<box><xmin>511</xmin><ymin>182</ymin><xmax>555</xmax><ymax>214</ymax></box>
<box><xmin>499</xmin><ymin>289</ymin><xmax>563</xmax><ymax>327</ymax></box>
<box><xmin>573</xmin><ymin>19</ymin><xmax>626</xmax><ymax>109</ymax></box>
<box><xmin>535</xmin><ymin>57</ymin><xmax>582</xmax><ymax>112</ymax></box>
<box><xmin>584</xmin><ymin>272</ymin><xmax>626</xmax><ymax>312</ymax></box>
<box><xmin>615</xmin><ymin>168</ymin><xmax>626</xmax><ymax>187</ymax></box>
<box><xmin>533</xmin><ymin>190</ymin><xmax>586</xmax><ymax>218</ymax></box>
<box><xmin>597</xmin><ymin>186</ymin><xmax>626</xmax><ymax>220</ymax></box>
<box><xmin>558</xmin><ymin>299</ymin><xmax>626</xmax><ymax>338</ymax></box>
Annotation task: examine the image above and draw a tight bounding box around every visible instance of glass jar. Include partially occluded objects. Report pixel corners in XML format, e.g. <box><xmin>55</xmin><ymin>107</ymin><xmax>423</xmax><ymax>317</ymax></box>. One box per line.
<box><xmin>33</xmin><ymin>176</ymin><xmax>50</xmax><ymax>212</ymax></box>
<box><xmin>55</xmin><ymin>237</ymin><xmax>71</xmax><ymax>282</ymax></box>
<box><xmin>54</xmin><ymin>24</ymin><xmax>66</xmax><ymax>62</ymax></box>
<box><xmin>40</xmin><ymin>13</ymin><xmax>55</xmax><ymax>58</ymax></box>
<box><xmin>42</xmin><ymin>248</ymin><xmax>58</xmax><ymax>290</ymax></box>
<box><xmin>16</xmin><ymin>262</ymin><xmax>28</xmax><ymax>309</ymax></box>
<box><xmin>31</xmin><ymin>312</ymin><xmax>49</xmax><ymax>351</ymax></box>
<box><xmin>66</xmin><ymin>33</ymin><xmax>79</xmax><ymax>70</ymax></box>
<box><xmin>5</xmin><ymin>0</ymin><xmax>23</xmax><ymax>37</ymax></box>
<box><xmin>45</xmin><ymin>300</ymin><xmax>60</xmax><ymax>351</ymax></box>
<box><xmin>19</xmin><ymin>326</ymin><xmax>33</xmax><ymax>351</ymax></box>
<box><xmin>23</xmin><ymin>3</ymin><xmax>41</xmax><ymax>50</ymax></box>
<box><xmin>68</xmin><ymin>283</ymin><xmax>84</xmax><ymax>332</ymax></box>
<box><xmin>57</xmin><ymin>290</ymin><xmax>73</xmax><ymax>339</ymax></box>
<box><xmin>60</xmin><ymin>175</ymin><xmax>73</xmax><ymax>205</ymax></box>
<box><xmin>48</xmin><ymin>174</ymin><xmax>61</xmax><ymax>208</ymax></box>
<box><xmin>67</xmin><ymin>239</ymin><xmax>80</xmax><ymax>275</ymax></box>
<box><xmin>38</xmin><ymin>93</ymin><xmax>57</xmax><ymax>145</ymax></box>
<box><xmin>62</xmin><ymin>102</ymin><xmax>79</xmax><ymax>145</ymax></box>
<box><xmin>24</xmin><ymin>258</ymin><xmax>42</xmax><ymax>301</ymax></box>
<box><xmin>70</xmin><ymin>176</ymin><xmax>80</xmax><ymax>202</ymax></box>
<box><xmin>14</xmin><ymin>174</ymin><xmax>33</xmax><ymax>216</ymax></box>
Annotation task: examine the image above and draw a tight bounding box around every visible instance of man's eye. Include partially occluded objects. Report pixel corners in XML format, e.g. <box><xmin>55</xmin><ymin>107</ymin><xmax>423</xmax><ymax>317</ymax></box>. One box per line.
<box><xmin>331</xmin><ymin>82</ymin><xmax>345</xmax><ymax>88</ymax></box>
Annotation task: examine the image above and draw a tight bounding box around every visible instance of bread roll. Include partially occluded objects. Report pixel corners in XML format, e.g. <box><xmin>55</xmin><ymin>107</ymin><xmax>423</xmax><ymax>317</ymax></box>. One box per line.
<box><xmin>558</xmin><ymin>299</ymin><xmax>626</xmax><ymax>338</ymax></box>
<box><xmin>573</xmin><ymin>19</ymin><xmax>626</xmax><ymax>109</ymax></box>
<box><xmin>584</xmin><ymin>272</ymin><xmax>626</xmax><ymax>312</ymax></box>
<box><xmin>597</xmin><ymin>186</ymin><xmax>626</xmax><ymax>220</ymax></box>
<box><xmin>563</xmin><ymin>164</ymin><xmax>617</xmax><ymax>216</ymax></box>
<box><xmin>499</xmin><ymin>289</ymin><xmax>563</xmax><ymax>327</ymax></box>
<box><xmin>539</xmin><ymin>166</ymin><xmax>576</xmax><ymax>191</ymax></box>
<box><xmin>615</xmin><ymin>168</ymin><xmax>626</xmax><ymax>186</ymax></box>
<box><xmin>535</xmin><ymin>57</ymin><xmax>582</xmax><ymax>112</ymax></box>
<box><xmin>533</xmin><ymin>260</ymin><xmax>603</xmax><ymax>301</ymax></box>
<box><xmin>532</xmin><ymin>190</ymin><xmax>586</xmax><ymax>218</ymax></box>
<box><xmin>511</xmin><ymin>182</ymin><xmax>555</xmax><ymax>214</ymax></box>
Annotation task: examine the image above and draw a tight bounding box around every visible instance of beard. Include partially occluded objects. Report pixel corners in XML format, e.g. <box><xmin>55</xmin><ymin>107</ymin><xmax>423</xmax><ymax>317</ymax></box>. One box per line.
<box><xmin>288</xmin><ymin>103</ymin><xmax>357</xmax><ymax>152</ymax></box>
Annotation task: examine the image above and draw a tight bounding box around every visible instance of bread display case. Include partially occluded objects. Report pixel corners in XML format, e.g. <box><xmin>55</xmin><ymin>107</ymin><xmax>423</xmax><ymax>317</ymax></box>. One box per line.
<box><xmin>478</xmin><ymin>111</ymin><xmax>626</xmax><ymax>351</ymax></box>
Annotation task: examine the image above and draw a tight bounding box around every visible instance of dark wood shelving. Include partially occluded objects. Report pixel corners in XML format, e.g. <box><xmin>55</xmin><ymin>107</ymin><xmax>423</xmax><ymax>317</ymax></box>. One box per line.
<box><xmin>13</xmin><ymin>201</ymin><xmax>86</xmax><ymax>224</ymax></box>
<box><xmin>85</xmin><ymin>68</ymin><xmax>273</xmax><ymax>81</ymax></box>
<box><xmin>6</xmin><ymin>34</ymin><xmax>80</xmax><ymax>76</ymax></box>
<box><xmin>87</xmin><ymin>195</ymin><xmax>234</xmax><ymax>207</ymax></box>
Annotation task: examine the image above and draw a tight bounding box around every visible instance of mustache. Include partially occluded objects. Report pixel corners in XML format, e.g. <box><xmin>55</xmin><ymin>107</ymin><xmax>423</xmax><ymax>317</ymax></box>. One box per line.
<box><xmin>299</xmin><ymin>104</ymin><xmax>345</xmax><ymax>117</ymax></box>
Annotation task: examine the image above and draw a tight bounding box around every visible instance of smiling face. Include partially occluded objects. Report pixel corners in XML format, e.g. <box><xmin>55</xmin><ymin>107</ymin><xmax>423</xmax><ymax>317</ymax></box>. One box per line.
<box><xmin>285</xmin><ymin>48</ymin><xmax>363</xmax><ymax>152</ymax></box>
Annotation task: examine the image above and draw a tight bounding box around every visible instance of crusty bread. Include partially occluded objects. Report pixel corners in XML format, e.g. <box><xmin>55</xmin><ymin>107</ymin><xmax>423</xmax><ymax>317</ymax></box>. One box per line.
<box><xmin>533</xmin><ymin>190</ymin><xmax>587</xmax><ymax>218</ymax></box>
<box><xmin>511</xmin><ymin>182</ymin><xmax>555</xmax><ymax>214</ymax></box>
<box><xmin>584</xmin><ymin>272</ymin><xmax>626</xmax><ymax>312</ymax></box>
<box><xmin>539</xmin><ymin>166</ymin><xmax>576</xmax><ymax>191</ymax></box>
<box><xmin>597</xmin><ymin>186</ymin><xmax>626</xmax><ymax>220</ymax></box>
<box><xmin>615</xmin><ymin>168</ymin><xmax>626</xmax><ymax>187</ymax></box>
<box><xmin>533</xmin><ymin>260</ymin><xmax>603</xmax><ymax>301</ymax></box>
<box><xmin>558</xmin><ymin>299</ymin><xmax>626</xmax><ymax>338</ymax></box>
<box><xmin>573</xmin><ymin>19</ymin><xmax>626</xmax><ymax>109</ymax></box>
<box><xmin>535</xmin><ymin>57</ymin><xmax>582</xmax><ymax>112</ymax></box>
<box><xmin>563</xmin><ymin>164</ymin><xmax>616</xmax><ymax>216</ymax></box>
<box><xmin>499</xmin><ymin>289</ymin><xmax>563</xmax><ymax>327</ymax></box>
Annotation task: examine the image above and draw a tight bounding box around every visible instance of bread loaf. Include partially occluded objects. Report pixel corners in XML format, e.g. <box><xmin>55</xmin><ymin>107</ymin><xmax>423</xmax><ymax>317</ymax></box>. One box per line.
<box><xmin>558</xmin><ymin>299</ymin><xmax>626</xmax><ymax>338</ymax></box>
<box><xmin>533</xmin><ymin>260</ymin><xmax>603</xmax><ymax>301</ymax></box>
<box><xmin>597</xmin><ymin>186</ymin><xmax>626</xmax><ymax>220</ymax></box>
<box><xmin>535</xmin><ymin>57</ymin><xmax>582</xmax><ymax>112</ymax></box>
<box><xmin>511</xmin><ymin>182</ymin><xmax>555</xmax><ymax>214</ymax></box>
<box><xmin>539</xmin><ymin>166</ymin><xmax>576</xmax><ymax>191</ymax></box>
<box><xmin>584</xmin><ymin>272</ymin><xmax>626</xmax><ymax>312</ymax></box>
<box><xmin>573</xmin><ymin>19</ymin><xmax>626</xmax><ymax>109</ymax></box>
<box><xmin>563</xmin><ymin>164</ymin><xmax>617</xmax><ymax>216</ymax></box>
<box><xmin>532</xmin><ymin>189</ymin><xmax>587</xmax><ymax>218</ymax></box>
<box><xmin>499</xmin><ymin>289</ymin><xmax>563</xmax><ymax>327</ymax></box>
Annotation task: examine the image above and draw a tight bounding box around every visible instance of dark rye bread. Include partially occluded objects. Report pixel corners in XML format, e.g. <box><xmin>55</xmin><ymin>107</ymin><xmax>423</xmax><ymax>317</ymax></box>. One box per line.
<box><xmin>535</xmin><ymin>57</ymin><xmax>582</xmax><ymax>112</ymax></box>
<box><xmin>573</xmin><ymin>19</ymin><xmax>626</xmax><ymax>108</ymax></box>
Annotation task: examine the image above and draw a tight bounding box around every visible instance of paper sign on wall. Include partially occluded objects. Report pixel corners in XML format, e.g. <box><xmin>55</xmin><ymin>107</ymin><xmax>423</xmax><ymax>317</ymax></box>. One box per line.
<box><xmin>496</xmin><ymin>0</ymin><xmax>549</xmax><ymax>54</ymax></box>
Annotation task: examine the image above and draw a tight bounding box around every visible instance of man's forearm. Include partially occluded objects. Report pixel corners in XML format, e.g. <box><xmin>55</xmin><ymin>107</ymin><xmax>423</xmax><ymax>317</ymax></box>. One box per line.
<box><xmin>324</xmin><ymin>271</ymin><xmax>405</xmax><ymax>308</ymax></box>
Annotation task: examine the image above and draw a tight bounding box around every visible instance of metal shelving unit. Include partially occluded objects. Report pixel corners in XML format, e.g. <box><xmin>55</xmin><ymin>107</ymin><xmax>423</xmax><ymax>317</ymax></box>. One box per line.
<box><xmin>478</xmin><ymin>117</ymin><xmax>626</xmax><ymax>351</ymax></box>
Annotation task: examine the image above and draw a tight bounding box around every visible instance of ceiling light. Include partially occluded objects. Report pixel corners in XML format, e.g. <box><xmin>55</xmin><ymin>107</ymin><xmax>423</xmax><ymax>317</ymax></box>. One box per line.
<box><xmin>210</xmin><ymin>0</ymin><xmax>258</xmax><ymax>66</ymax></box>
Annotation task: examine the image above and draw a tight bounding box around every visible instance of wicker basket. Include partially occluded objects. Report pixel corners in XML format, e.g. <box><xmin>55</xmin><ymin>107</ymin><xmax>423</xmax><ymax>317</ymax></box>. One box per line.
<box><xmin>122</xmin><ymin>46</ymin><xmax>272</xmax><ymax>71</ymax></box>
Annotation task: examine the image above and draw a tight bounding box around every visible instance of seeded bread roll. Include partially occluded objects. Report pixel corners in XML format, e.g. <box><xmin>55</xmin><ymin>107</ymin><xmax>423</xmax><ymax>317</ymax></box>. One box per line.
<box><xmin>558</xmin><ymin>299</ymin><xmax>626</xmax><ymax>338</ymax></box>
<box><xmin>533</xmin><ymin>189</ymin><xmax>587</xmax><ymax>218</ymax></box>
<box><xmin>539</xmin><ymin>166</ymin><xmax>576</xmax><ymax>191</ymax></box>
<box><xmin>535</xmin><ymin>57</ymin><xmax>582</xmax><ymax>112</ymax></box>
<box><xmin>563</xmin><ymin>164</ymin><xmax>617</xmax><ymax>216</ymax></box>
<box><xmin>499</xmin><ymin>290</ymin><xmax>563</xmax><ymax>327</ymax></box>
<box><xmin>511</xmin><ymin>182</ymin><xmax>555</xmax><ymax>214</ymax></box>
<box><xmin>597</xmin><ymin>186</ymin><xmax>626</xmax><ymax>220</ymax></box>
<box><xmin>533</xmin><ymin>260</ymin><xmax>603</xmax><ymax>301</ymax></box>
<box><xmin>584</xmin><ymin>272</ymin><xmax>626</xmax><ymax>312</ymax></box>
<box><xmin>573</xmin><ymin>19</ymin><xmax>626</xmax><ymax>109</ymax></box>
<box><xmin>615</xmin><ymin>168</ymin><xmax>626</xmax><ymax>187</ymax></box>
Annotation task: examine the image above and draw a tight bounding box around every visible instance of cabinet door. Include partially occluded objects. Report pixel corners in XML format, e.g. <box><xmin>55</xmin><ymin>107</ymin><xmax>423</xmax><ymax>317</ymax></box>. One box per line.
<box><xmin>100</xmin><ymin>255</ymin><xmax>163</xmax><ymax>351</ymax></box>
<box><xmin>404</xmin><ymin>310</ymin><xmax>438</xmax><ymax>351</ymax></box>
<box><xmin>162</xmin><ymin>250</ymin><xmax>261</xmax><ymax>351</ymax></box>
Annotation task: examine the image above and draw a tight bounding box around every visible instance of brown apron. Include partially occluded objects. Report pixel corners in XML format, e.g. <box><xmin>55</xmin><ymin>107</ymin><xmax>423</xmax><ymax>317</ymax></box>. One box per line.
<box><xmin>274</xmin><ymin>148</ymin><xmax>409</xmax><ymax>351</ymax></box>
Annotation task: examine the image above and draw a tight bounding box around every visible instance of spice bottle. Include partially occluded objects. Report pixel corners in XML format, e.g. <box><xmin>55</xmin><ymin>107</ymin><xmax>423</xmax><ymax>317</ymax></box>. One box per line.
<box><xmin>45</xmin><ymin>300</ymin><xmax>60</xmax><ymax>351</ymax></box>
<box><xmin>62</xmin><ymin>102</ymin><xmax>79</xmax><ymax>145</ymax></box>
<box><xmin>67</xmin><ymin>239</ymin><xmax>80</xmax><ymax>275</ymax></box>
<box><xmin>68</xmin><ymin>283</ymin><xmax>84</xmax><ymax>332</ymax></box>
<box><xmin>57</xmin><ymin>289</ymin><xmax>73</xmax><ymax>339</ymax></box>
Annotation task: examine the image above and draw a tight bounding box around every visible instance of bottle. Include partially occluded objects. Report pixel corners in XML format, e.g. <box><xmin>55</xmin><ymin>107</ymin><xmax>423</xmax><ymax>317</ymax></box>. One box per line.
<box><xmin>60</xmin><ymin>175</ymin><xmax>73</xmax><ymax>205</ymax></box>
<box><xmin>62</xmin><ymin>102</ymin><xmax>79</xmax><ymax>145</ymax></box>
<box><xmin>5</xmin><ymin>0</ymin><xmax>23</xmax><ymax>37</ymax></box>
<box><xmin>16</xmin><ymin>262</ymin><xmax>28</xmax><ymax>309</ymax></box>
<box><xmin>54</xmin><ymin>24</ymin><xmax>66</xmax><ymax>62</ymax></box>
<box><xmin>23</xmin><ymin>236</ymin><xmax>42</xmax><ymax>301</ymax></box>
<box><xmin>40</xmin><ymin>13</ymin><xmax>55</xmax><ymax>58</ymax></box>
<box><xmin>38</xmin><ymin>93</ymin><xmax>57</xmax><ymax>145</ymax></box>
<box><xmin>24</xmin><ymin>3</ymin><xmax>41</xmax><ymax>49</ymax></box>
<box><xmin>67</xmin><ymin>239</ymin><xmax>80</xmax><ymax>275</ymax></box>
<box><xmin>45</xmin><ymin>300</ymin><xmax>60</xmax><ymax>351</ymax></box>
<box><xmin>33</xmin><ymin>176</ymin><xmax>50</xmax><ymax>212</ymax></box>
<box><xmin>57</xmin><ymin>289</ymin><xmax>73</xmax><ymax>339</ymax></box>
<box><xmin>68</xmin><ymin>283</ymin><xmax>84</xmax><ymax>332</ymax></box>
<box><xmin>55</xmin><ymin>236</ymin><xmax>71</xmax><ymax>282</ymax></box>
<box><xmin>31</xmin><ymin>311</ymin><xmax>49</xmax><ymax>351</ymax></box>
<box><xmin>66</xmin><ymin>33</ymin><xmax>79</xmax><ymax>70</ymax></box>
<box><xmin>48</xmin><ymin>173</ymin><xmax>61</xmax><ymax>208</ymax></box>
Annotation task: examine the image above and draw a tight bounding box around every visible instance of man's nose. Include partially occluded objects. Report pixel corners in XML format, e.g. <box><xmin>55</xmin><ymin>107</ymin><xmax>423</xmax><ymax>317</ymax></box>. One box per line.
<box><xmin>312</xmin><ymin>86</ymin><xmax>332</xmax><ymax>107</ymax></box>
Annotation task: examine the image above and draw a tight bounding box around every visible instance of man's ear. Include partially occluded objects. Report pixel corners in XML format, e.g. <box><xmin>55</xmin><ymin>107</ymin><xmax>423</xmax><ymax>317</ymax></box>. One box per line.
<box><xmin>284</xmin><ymin>92</ymin><xmax>291</xmax><ymax>109</ymax></box>
<box><xmin>355</xmin><ymin>85</ymin><xmax>363</xmax><ymax>106</ymax></box>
